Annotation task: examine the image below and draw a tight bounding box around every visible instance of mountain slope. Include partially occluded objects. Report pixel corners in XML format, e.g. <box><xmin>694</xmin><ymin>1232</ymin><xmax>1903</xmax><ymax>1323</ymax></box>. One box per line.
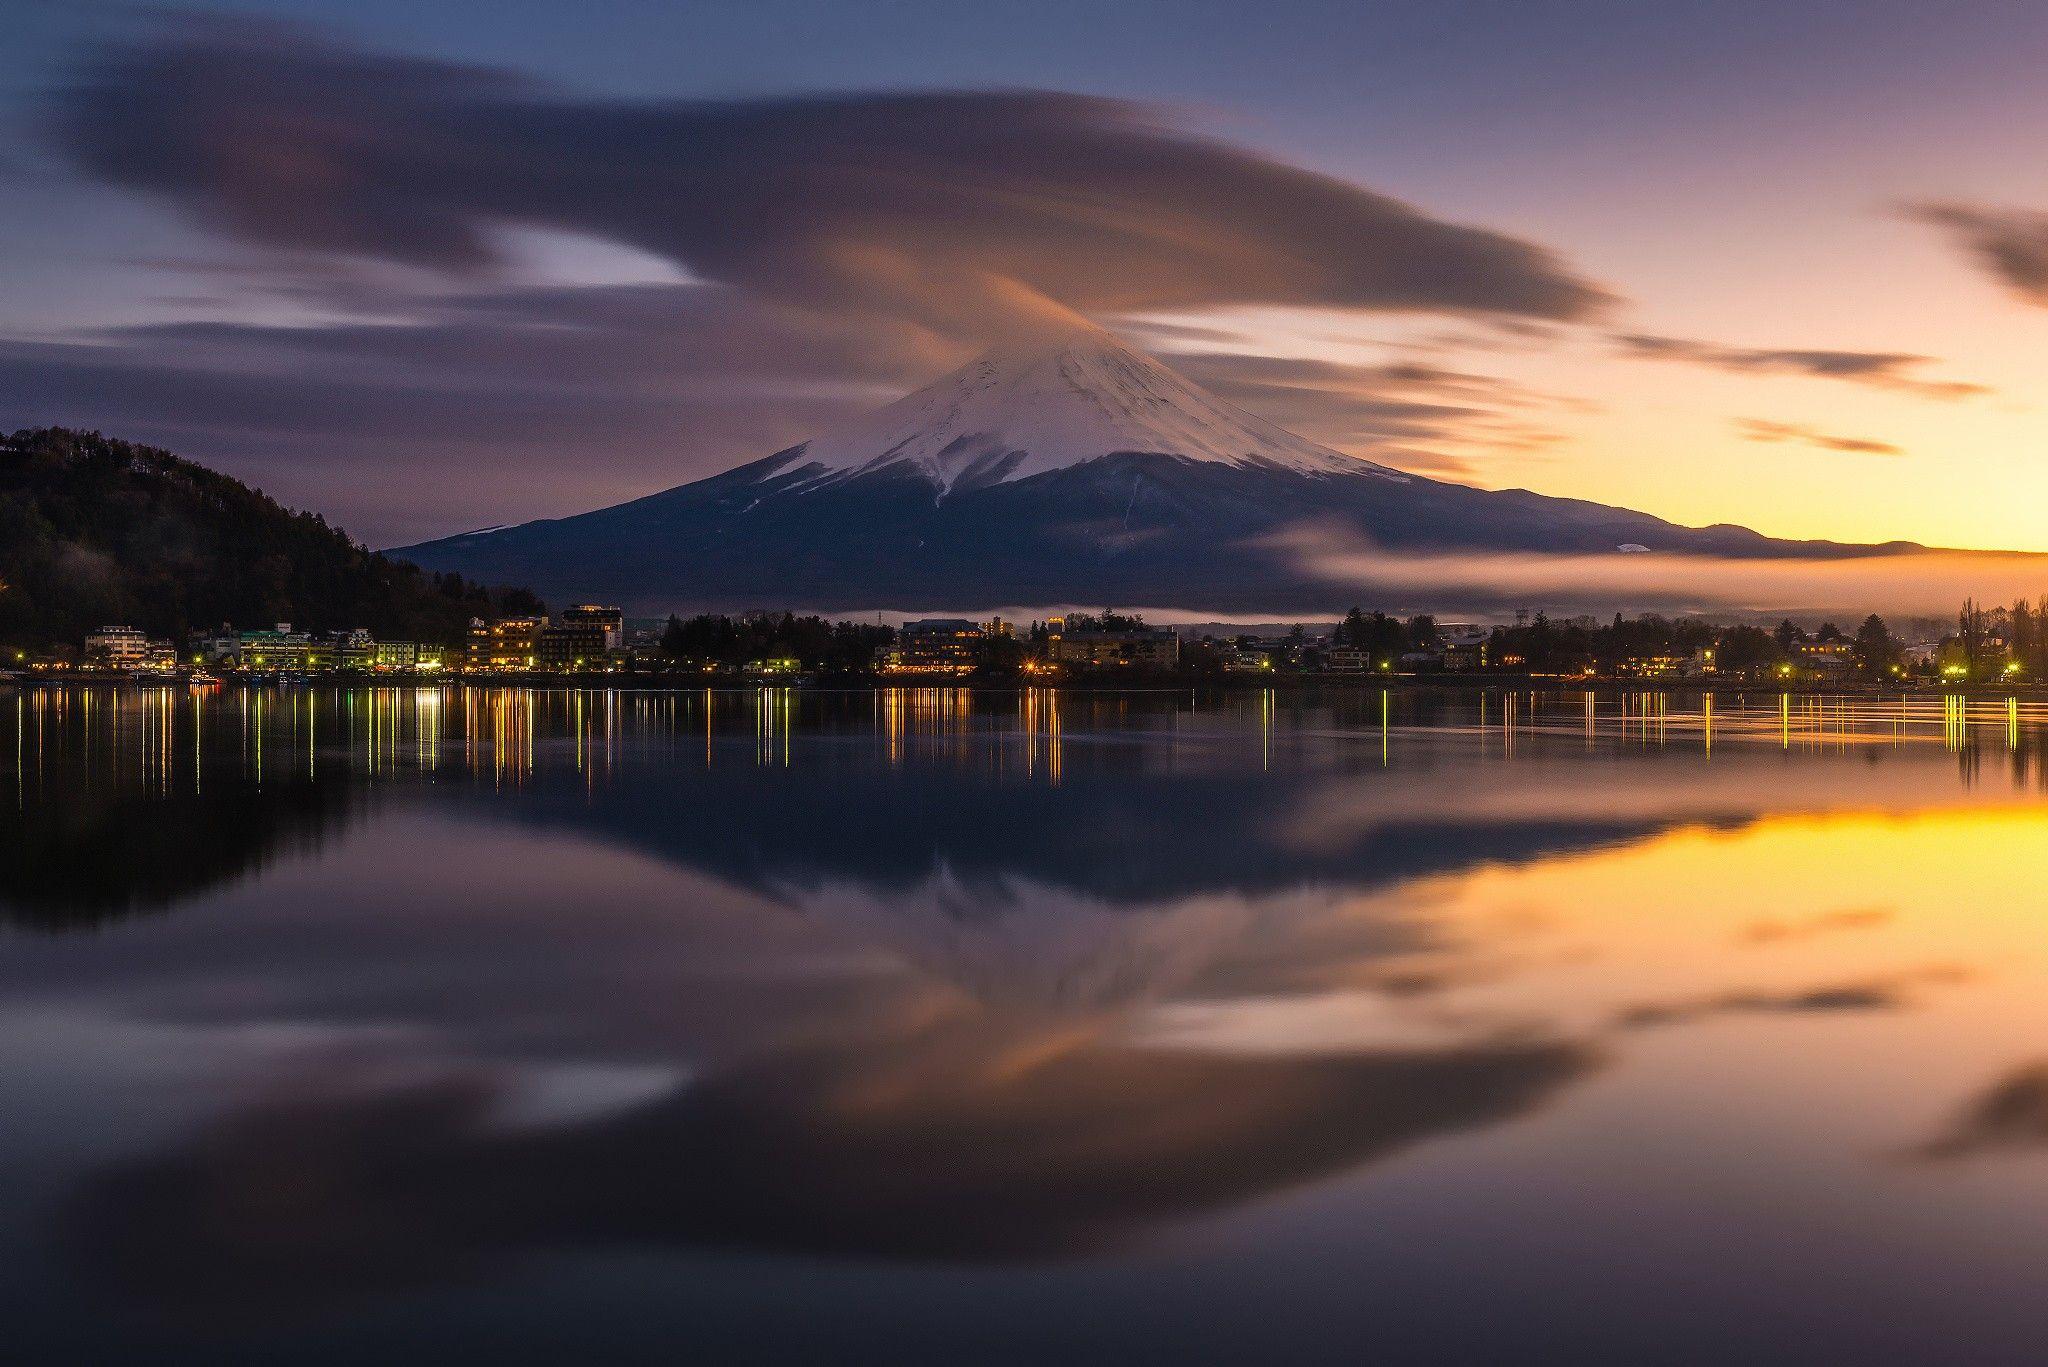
<box><xmin>0</xmin><ymin>427</ymin><xmax>543</xmax><ymax>650</ymax></box>
<box><xmin>789</xmin><ymin>328</ymin><xmax>1395</xmax><ymax>490</ymax></box>
<box><xmin>391</xmin><ymin>332</ymin><xmax>1912</xmax><ymax>614</ymax></box>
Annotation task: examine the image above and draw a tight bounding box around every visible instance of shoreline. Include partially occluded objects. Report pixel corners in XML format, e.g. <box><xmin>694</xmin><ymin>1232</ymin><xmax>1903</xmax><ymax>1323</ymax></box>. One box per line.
<box><xmin>11</xmin><ymin>671</ymin><xmax>2048</xmax><ymax>698</ymax></box>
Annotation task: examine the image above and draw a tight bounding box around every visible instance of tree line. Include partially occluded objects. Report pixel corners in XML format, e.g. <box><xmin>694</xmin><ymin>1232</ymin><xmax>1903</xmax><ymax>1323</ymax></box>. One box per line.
<box><xmin>0</xmin><ymin>428</ymin><xmax>542</xmax><ymax>652</ymax></box>
<box><xmin>651</xmin><ymin>601</ymin><xmax>2048</xmax><ymax>680</ymax></box>
<box><xmin>1470</xmin><ymin>611</ymin><xmax>1904</xmax><ymax>676</ymax></box>
<box><xmin>658</xmin><ymin>612</ymin><xmax>895</xmax><ymax>672</ymax></box>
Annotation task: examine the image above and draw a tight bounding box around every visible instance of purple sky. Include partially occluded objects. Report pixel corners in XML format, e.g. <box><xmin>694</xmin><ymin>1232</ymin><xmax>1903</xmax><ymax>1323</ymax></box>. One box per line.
<box><xmin>4</xmin><ymin>1</ymin><xmax>2047</xmax><ymax>549</ymax></box>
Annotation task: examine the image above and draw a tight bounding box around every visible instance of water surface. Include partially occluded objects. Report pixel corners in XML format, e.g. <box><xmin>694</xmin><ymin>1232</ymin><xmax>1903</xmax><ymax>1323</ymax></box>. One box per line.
<box><xmin>7</xmin><ymin>685</ymin><xmax>2048</xmax><ymax>1362</ymax></box>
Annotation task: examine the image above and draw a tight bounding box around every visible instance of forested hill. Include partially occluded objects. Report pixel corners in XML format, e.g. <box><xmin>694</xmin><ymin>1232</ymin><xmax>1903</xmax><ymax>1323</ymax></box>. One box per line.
<box><xmin>0</xmin><ymin>428</ymin><xmax>542</xmax><ymax>651</ymax></box>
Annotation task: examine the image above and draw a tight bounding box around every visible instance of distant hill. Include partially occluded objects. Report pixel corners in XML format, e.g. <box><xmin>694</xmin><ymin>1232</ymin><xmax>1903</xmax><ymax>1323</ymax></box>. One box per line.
<box><xmin>0</xmin><ymin>427</ymin><xmax>542</xmax><ymax>651</ymax></box>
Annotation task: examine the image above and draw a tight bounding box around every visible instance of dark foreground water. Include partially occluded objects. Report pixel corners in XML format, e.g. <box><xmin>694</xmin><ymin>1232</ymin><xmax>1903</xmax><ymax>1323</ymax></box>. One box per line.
<box><xmin>7</xmin><ymin>684</ymin><xmax>2048</xmax><ymax>1362</ymax></box>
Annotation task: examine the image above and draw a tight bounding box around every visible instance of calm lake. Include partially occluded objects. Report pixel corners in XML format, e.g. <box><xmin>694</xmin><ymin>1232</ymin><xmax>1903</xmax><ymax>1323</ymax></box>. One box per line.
<box><xmin>7</xmin><ymin>684</ymin><xmax>2048</xmax><ymax>1362</ymax></box>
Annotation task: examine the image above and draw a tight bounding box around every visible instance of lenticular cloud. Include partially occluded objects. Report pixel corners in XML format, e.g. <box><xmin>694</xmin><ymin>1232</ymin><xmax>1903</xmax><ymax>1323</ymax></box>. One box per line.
<box><xmin>50</xmin><ymin>17</ymin><xmax>1614</xmax><ymax>335</ymax></box>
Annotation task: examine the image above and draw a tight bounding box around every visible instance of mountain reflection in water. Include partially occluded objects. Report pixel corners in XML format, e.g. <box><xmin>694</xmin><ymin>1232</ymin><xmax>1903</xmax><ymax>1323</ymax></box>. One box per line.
<box><xmin>9</xmin><ymin>685</ymin><xmax>2048</xmax><ymax>1362</ymax></box>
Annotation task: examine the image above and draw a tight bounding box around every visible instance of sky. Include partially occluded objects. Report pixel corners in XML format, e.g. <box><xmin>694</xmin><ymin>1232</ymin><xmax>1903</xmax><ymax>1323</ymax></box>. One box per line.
<box><xmin>3</xmin><ymin>0</ymin><xmax>2048</xmax><ymax>550</ymax></box>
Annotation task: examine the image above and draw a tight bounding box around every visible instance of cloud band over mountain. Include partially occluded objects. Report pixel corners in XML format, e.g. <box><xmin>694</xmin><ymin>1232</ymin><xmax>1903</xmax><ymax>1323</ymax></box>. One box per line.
<box><xmin>50</xmin><ymin>19</ymin><xmax>1610</xmax><ymax>331</ymax></box>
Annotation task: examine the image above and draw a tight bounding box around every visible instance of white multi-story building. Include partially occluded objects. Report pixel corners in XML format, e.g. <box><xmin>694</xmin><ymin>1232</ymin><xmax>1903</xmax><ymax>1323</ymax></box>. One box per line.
<box><xmin>84</xmin><ymin>625</ymin><xmax>149</xmax><ymax>667</ymax></box>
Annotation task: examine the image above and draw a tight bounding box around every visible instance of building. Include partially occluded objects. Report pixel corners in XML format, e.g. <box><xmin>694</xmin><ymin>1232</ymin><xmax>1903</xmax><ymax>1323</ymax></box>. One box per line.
<box><xmin>1791</xmin><ymin>638</ymin><xmax>1853</xmax><ymax>674</ymax></box>
<box><xmin>1243</xmin><ymin>634</ymin><xmax>1317</xmax><ymax>670</ymax></box>
<box><xmin>879</xmin><ymin>618</ymin><xmax>986</xmax><ymax>674</ymax></box>
<box><xmin>327</xmin><ymin>629</ymin><xmax>374</xmax><ymax>671</ymax></box>
<box><xmin>467</xmin><ymin>617</ymin><xmax>544</xmax><ymax>672</ymax></box>
<box><xmin>537</xmin><ymin>622</ymin><xmax>609</xmax><ymax>671</ymax></box>
<box><xmin>1443</xmin><ymin>643</ymin><xmax>1487</xmax><ymax>669</ymax></box>
<box><xmin>84</xmin><ymin>625</ymin><xmax>150</xmax><ymax>668</ymax></box>
<box><xmin>1323</xmin><ymin>647</ymin><xmax>1371</xmax><ymax>673</ymax></box>
<box><xmin>1439</xmin><ymin>626</ymin><xmax>1490</xmax><ymax>672</ymax></box>
<box><xmin>1048</xmin><ymin>628</ymin><xmax>1180</xmax><ymax>669</ymax></box>
<box><xmin>239</xmin><ymin>624</ymin><xmax>311</xmax><ymax>670</ymax></box>
<box><xmin>192</xmin><ymin>631</ymin><xmax>242</xmax><ymax>666</ymax></box>
<box><xmin>372</xmin><ymin>640</ymin><xmax>418</xmax><ymax>671</ymax></box>
<box><xmin>1440</xmin><ymin>641</ymin><xmax>1486</xmax><ymax>670</ymax></box>
<box><xmin>560</xmin><ymin>604</ymin><xmax>625</xmax><ymax>651</ymax></box>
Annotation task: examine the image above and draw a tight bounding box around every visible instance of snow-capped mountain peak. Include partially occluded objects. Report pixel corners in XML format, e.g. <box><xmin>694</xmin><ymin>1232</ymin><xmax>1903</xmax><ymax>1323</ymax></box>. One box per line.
<box><xmin>396</xmin><ymin>322</ymin><xmax>1837</xmax><ymax>617</ymax></box>
<box><xmin>789</xmin><ymin>327</ymin><xmax>1406</xmax><ymax>492</ymax></box>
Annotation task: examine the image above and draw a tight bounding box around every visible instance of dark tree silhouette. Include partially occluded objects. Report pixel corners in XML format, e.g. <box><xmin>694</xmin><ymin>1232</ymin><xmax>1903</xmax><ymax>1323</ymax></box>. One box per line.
<box><xmin>0</xmin><ymin>428</ymin><xmax>540</xmax><ymax>651</ymax></box>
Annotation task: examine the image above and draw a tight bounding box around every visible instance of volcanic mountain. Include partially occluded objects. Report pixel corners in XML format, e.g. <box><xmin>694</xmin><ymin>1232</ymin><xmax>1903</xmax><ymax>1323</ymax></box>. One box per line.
<box><xmin>390</xmin><ymin>329</ymin><xmax>1893</xmax><ymax>614</ymax></box>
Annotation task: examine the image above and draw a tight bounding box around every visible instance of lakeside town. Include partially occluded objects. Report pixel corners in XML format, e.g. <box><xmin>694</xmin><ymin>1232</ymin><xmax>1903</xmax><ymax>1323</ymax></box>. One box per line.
<box><xmin>15</xmin><ymin>598</ymin><xmax>2048</xmax><ymax>689</ymax></box>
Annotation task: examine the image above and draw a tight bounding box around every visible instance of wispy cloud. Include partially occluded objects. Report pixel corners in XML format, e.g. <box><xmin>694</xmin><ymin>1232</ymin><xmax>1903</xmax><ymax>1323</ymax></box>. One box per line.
<box><xmin>1267</xmin><ymin>523</ymin><xmax>2048</xmax><ymax>616</ymax></box>
<box><xmin>1161</xmin><ymin>350</ymin><xmax>1583</xmax><ymax>478</ymax></box>
<box><xmin>1613</xmin><ymin>332</ymin><xmax>1987</xmax><ymax>400</ymax></box>
<box><xmin>1734</xmin><ymin>418</ymin><xmax>1902</xmax><ymax>456</ymax></box>
<box><xmin>0</xmin><ymin>291</ymin><xmax>1584</xmax><ymax>543</ymax></box>
<box><xmin>1915</xmin><ymin>1061</ymin><xmax>2048</xmax><ymax>1160</ymax></box>
<box><xmin>1737</xmin><ymin>907</ymin><xmax>1893</xmax><ymax>945</ymax></box>
<box><xmin>1905</xmin><ymin>201</ymin><xmax>2048</xmax><ymax>306</ymax></box>
<box><xmin>0</xmin><ymin>281</ymin><xmax>939</xmax><ymax>543</ymax></box>
<box><xmin>1611</xmin><ymin>966</ymin><xmax>1967</xmax><ymax>1030</ymax></box>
